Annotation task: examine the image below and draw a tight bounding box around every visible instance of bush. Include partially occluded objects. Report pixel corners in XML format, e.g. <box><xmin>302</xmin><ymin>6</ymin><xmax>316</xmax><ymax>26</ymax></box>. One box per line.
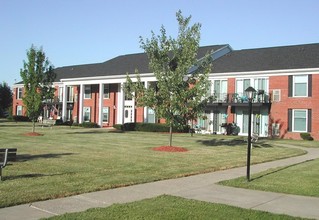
<box><xmin>300</xmin><ymin>133</ymin><xmax>314</xmax><ymax>141</ymax></box>
<box><xmin>12</xmin><ymin>115</ymin><xmax>31</xmax><ymax>122</ymax></box>
<box><xmin>81</xmin><ymin>122</ymin><xmax>100</xmax><ymax>128</ymax></box>
<box><xmin>114</xmin><ymin>122</ymin><xmax>190</xmax><ymax>133</ymax></box>
<box><xmin>113</xmin><ymin>124</ymin><xmax>123</xmax><ymax>130</ymax></box>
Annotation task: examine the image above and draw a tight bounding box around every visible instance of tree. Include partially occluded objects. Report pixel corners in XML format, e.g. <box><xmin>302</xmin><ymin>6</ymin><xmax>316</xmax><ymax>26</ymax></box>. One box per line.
<box><xmin>0</xmin><ymin>82</ymin><xmax>12</xmax><ymax>117</ymax></box>
<box><xmin>20</xmin><ymin>45</ymin><xmax>55</xmax><ymax>132</ymax></box>
<box><xmin>125</xmin><ymin>10</ymin><xmax>212</xmax><ymax>146</ymax></box>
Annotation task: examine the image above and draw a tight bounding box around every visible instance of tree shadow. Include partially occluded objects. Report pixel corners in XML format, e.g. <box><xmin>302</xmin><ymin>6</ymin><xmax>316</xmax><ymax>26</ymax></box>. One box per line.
<box><xmin>17</xmin><ymin>153</ymin><xmax>75</xmax><ymax>162</ymax></box>
<box><xmin>66</xmin><ymin>129</ymin><xmax>123</xmax><ymax>135</ymax></box>
<box><xmin>197</xmin><ymin>138</ymin><xmax>247</xmax><ymax>147</ymax></box>
<box><xmin>3</xmin><ymin>172</ymin><xmax>75</xmax><ymax>181</ymax></box>
<box><xmin>197</xmin><ymin>138</ymin><xmax>273</xmax><ymax>148</ymax></box>
<box><xmin>251</xmin><ymin>160</ymin><xmax>313</xmax><ymax>181</ymax></box>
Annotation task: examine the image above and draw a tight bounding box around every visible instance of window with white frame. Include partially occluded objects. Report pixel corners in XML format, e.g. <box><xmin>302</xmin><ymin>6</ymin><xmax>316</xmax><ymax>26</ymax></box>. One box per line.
<box><xmin>84</xmin><ymin>85</ymin><xmax>91</xmax><ymax>99</ymax></box>
<box><xmin>16</xmin><ymin>106</ymin><xmax>23</xmax><ymax>115</ymax></box>
<box><xmin>293</xmin><ymin>109</ymin><xmax>307</xmax><ymax>132</ymax></box>
<box><xmin>83</xmin><ymin>107</ymin><xmax>91</xmax><ymax>122</ymax></box>
<box><xmin>102</xmin><ymin>107</ymin><xmax>109</xmax><ymax>122</ymax></box>
<box><xmin>17</xmin><ymin>87</ymin><xmax>23</xmax><ymax>100</ymax></box>
<box><xmin>293</xmin><ymin>75</ymin><xmax>308</xmax><ymax>97</ymax></box>
<box><xmin>103</xmin><ymin>84</ymin><xmax>110</xmax><ymax>99</ymax></box>
<box><xmin>272</xmin><ymin>89</ymin><xmax>281</xmax><ymax>102</ymax></box>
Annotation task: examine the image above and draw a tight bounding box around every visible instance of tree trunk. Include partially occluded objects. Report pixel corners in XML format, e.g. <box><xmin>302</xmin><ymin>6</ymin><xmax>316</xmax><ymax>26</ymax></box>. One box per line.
<box><xmin>32</xmin><ymin>120</ymin><xmax>36</xmax><ymax>133</ymax></box>
<box><xmin>169</xmin><ymin>123</ymin><xmax>173</xmax><ymax>147</ymax></box>
<box><xmin>191</xmin><ymin>119</ymin><xmax>194</xmax><ymax>137</ymax></box>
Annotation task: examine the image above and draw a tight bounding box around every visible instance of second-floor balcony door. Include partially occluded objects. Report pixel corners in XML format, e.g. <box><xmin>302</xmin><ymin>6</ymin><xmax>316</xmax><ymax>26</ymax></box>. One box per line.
<box><xmin>213</xmin><ymin>80</ymin><xmax>227</xmax><ymax>101</ymax></box>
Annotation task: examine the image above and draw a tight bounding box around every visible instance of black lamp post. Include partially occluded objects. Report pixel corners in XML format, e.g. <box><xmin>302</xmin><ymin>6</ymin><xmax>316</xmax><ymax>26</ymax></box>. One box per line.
<box><xmin>245</xmin><ymin>86</ymin><xmax>256</xmax><ymax>181</ymax></box>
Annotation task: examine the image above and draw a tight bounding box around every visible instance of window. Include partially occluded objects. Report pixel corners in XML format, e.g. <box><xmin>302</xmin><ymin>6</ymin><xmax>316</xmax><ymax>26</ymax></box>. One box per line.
<box><xmin>16</xmin><ymin>106</ymin><xmax>23</xmax><ymax>116</ymax></box>
<box><xmin>84</xmin><ymin>85</ymin><xmax>91</xmax><ymax>99</ymax></box>
<box><xmin>293</xmin><ymin>110</ymin><xmax>307</xmax><ymax>132</ymax></box>
<box><xmin>272</xmin><ymin>89</ymin><xmax>281</xmax><ymax>102</ymax></box>
<box><xmin>17</xmin><ymin>87</ymin><xmax>23</xmax><ymax>100</ymax></box>
<box><xmin>103</xmin><ymin>84</ymin><xmax>110</xmax><ymax>99</ymax></box>
<box><xmin>83</xmin><ymin>107</ymin><xmax>90</xmax><ymax>122</ymax></box>
<box><xmin>102</xmin><ymin>107</ymin><xmax>109</xmax><ymax>122</ymax></box>
<box><xmin>293</xmin><ymin>75</ymin><xmax>307</xmax><ymax>97</ymax></box>
<box><xmin>147</xmin><ymin>108</ymin><xmax>155</xmax><ymax>123</ymax></box>
<box><xmin>67</xmin><ymin>86</ymin><xmax>74</xmax><ymax>102</ymax></box>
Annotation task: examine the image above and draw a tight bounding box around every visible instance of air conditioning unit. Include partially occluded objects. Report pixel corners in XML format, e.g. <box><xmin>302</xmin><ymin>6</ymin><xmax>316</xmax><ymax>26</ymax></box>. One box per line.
<box><xmin>272</xmin><ymin>89</ymin><xmax>281</xmax><ymax>102</ymax></box>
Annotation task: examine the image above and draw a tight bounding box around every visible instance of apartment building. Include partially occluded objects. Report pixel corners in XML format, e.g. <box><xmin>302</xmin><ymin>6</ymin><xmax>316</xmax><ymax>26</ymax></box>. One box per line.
<box><xmin>12</xmin><ymin>43</ymin><xmax>319</xmax><ymax>140</ymax></box>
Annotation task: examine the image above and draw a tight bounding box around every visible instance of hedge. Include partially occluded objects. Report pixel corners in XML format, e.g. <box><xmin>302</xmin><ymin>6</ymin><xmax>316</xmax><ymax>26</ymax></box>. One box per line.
<box><xmin>113</xmin><ymin>122</ymin><xmax>189</xmax><ymax>133</ymax></box>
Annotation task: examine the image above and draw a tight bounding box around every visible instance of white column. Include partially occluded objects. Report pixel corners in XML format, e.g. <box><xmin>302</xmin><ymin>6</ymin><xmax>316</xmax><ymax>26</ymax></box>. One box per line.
<box><xmin>143</xmin><ymin>81</ymin><xmax>148</xmax><ymax>122</ymax></box>
<box><xmin>117</xmin><ymin>83</ymin><xmax>124</xmax><ymax>124</ymax></box>
<box><xmin>62</xmin><ymin>85</ymin><xmax>67</xmax><ymax>121</ymax></box>
<box><xmin>98</xmin><ymin>83</ymin><xmax>104</xmax><ymax>127</ymax></box>
<box><xmin>78</xmin><ymin>84</ymin><xmax>84</xmax><ymax>124</ymax></box>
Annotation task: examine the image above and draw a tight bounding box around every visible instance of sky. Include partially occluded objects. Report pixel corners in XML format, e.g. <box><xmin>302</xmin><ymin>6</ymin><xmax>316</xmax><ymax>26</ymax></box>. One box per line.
<box><xmin>1</xmin><ymin>0</ymin><xmax>319</xmax><ymax>87</ymax></box>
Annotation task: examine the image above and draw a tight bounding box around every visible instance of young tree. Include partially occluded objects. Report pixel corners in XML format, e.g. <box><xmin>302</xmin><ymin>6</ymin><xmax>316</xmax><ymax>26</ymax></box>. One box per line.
<box><xmin>125</xmin><ymin>10</ymin><xmax>212</xmax><ymax>146</ymax></box>
<box><xmin>0</xmin><ymin>82</ymin><xmax>12</xmax><ymax>117</ymax></box>
<box><xmin>20</xmin><ymin>45</ymin><xmax>55</xmax><ymax>132</ymax></box>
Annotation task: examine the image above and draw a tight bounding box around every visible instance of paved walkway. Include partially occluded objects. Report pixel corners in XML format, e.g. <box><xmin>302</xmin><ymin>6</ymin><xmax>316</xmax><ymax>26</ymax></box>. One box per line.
<box><xmin>1</xmin><ymin>146</ymin><xmax>319</xmax><ymax>220</ymax></box>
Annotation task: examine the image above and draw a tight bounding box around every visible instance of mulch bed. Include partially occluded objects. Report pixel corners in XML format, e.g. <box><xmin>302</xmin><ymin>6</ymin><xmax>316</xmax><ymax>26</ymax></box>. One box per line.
<box><xmin>23</xmin><ymin>132</ymin><xmax>43</xmax><ymax>136</ymax></box>
<box><xmin>152</xmin><ymin>146</ymin><xmax>188</xmax><ymax>152</ymax></box>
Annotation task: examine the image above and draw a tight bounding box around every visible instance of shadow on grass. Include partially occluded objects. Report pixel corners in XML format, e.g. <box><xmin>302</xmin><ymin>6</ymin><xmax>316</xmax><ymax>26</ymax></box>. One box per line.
<box><xmin>251</xmin><ymin>159</ymin><xmax>313</xmax><ymax>182</ymax></box>
<box><xmin>66</xmin><ymin>130</ymin><xmax>122</xmax><ymax>135</ymax></box>
<box><xmin>197</xmin><ymin>137</ymin><xmax>273</xmax><ymax>148</ymax></box>
<box><xmin>3</xmin><ymin>172</ymin><xmax>74</xmax><ymax>181</ymax></box>
<box><xmin>197</xmin><ymin>138</ymin><xmax>247</xmax><ymax>147</ymax></box>
<box><xmin>17</xmin><ymin>153</ymin><xmax>75</xmax><ymax>162</ymax></box>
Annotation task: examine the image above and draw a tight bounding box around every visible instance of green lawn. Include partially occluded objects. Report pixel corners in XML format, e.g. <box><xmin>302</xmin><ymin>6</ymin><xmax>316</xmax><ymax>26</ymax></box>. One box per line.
<box><xmin>46</xmin><ymin>195</ymin><xmax>308</xmax><ymax>220</ymax></box>
<box><xmin>219</xmin><ymin>159</ymin><xmax>319</xmax><ymax>197</ymax></box>
<box><xmin>0</xmin><ymin>121</ymin><xmax>308</xmax><ymax>208</ymax></box>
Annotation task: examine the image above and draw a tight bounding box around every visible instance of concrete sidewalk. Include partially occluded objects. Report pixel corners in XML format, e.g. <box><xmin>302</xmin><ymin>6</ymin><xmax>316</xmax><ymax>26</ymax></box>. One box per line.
<box><xmin>1</xmin><ymin>146</ymin><xmax>319</xmax><ymax>220</ymax></box>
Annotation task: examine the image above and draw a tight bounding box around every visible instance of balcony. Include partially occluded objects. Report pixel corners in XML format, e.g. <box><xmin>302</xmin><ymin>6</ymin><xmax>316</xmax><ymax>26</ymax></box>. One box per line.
<box><xmin>207</xmin><ymin>91</ymin><xmax>271</xmax><ymax>107</ymax></box>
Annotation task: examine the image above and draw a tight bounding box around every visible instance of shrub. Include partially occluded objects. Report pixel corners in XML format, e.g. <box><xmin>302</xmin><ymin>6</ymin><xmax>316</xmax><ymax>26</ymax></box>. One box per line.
<box><xmin>12</xmin><ymin>115</ymin><xmax>31</xmax><ymax>122</ymax></box>
<box><xmin>113</xmin><ymin>123</ymin><xmax>190</xmax><ymax>133</ymax></box>
<box><xmin>113</xmin><ymin>124</ymin><xmax>123</xmax><ymax>130</ymax></box>
<box><xmin>123</xmin><ymin>123</ymin><xmax>136</xmax><ymax>131</ymax></box>
<box><xmin>81</xmin><ymin>122</ymin><xmax>100</xmax><ymax>128</ymax></box>
<box><xmin>300</xmin><ymin>133</ymin><xmax>314</xmax><ymax>141</ymax></box>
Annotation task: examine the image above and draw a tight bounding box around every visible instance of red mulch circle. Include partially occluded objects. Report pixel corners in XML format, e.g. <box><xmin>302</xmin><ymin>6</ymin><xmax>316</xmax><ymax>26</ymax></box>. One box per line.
<box><xmin>23</xmin><ymin>132</ymin><xmax>43</xmax><ymax>136</ymax></box>
<box><xmin>152</xmin><ymin>146</ymin><xmax>188</xmax><ymax>152</ymax></box>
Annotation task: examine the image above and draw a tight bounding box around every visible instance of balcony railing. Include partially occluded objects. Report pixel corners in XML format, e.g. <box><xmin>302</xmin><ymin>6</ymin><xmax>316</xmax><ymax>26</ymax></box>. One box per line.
<box><xmin>207</xmin><ymin>91</ymin><xmax>271</xmax><ymax>104</ymax></box>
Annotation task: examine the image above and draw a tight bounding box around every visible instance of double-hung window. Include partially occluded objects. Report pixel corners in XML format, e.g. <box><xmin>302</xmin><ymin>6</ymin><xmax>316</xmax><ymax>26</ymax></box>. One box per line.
<box><xmin>84</xmin><ymin>85</ymin><xmax>91</xmax><ymax>99</ymax></box>
<box><xmin>103</xmin><ymin>84</ymin><xmax>110</xmax><ymax>99</ymax></box>
<box><xmin>288</xmin><ymin>109</ymin><xmax>311</xmax><ymax>132</ymax></box>
<box><xmin>16</xmin><ymin>106</ymin><xmax>23</xmax><ymax>116</ymax></box>
<box><xmin>293</xmin><ymin>109</ymin><xmax>307</xmax><ymax>132</ymax></box>
<box><xmin>17</xmin><ymin>87</ymin><xmax>23</xmax><ymax>100</ymax></box>
<box><xmin>293</xmin><ymin>75</ymin><xmax>308</xmax><ymax>97</ymax></box>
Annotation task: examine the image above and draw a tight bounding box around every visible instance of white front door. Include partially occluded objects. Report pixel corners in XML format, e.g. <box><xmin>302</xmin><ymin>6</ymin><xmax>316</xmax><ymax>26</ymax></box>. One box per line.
<box><xmin>124</xmin><ymin>106</ymin><xmax>133</xmax><ymax>123</ymax></box>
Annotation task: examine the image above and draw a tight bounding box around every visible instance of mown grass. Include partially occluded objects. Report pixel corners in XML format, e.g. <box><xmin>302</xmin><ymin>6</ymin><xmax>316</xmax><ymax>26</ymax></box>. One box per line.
<box><xmin>46</xmin><ymin>195</ymin><xmax>308</xmax><ymax>220</ymax></box>
<box><xmin>0</xmin><ymin>121</ymin><xmax>307</xmax><ymax>208</ymax></box>
<box><xmin>219</xmin><ymin>158</ymin><xmax>319</xmax><ymax>197</ymax></box>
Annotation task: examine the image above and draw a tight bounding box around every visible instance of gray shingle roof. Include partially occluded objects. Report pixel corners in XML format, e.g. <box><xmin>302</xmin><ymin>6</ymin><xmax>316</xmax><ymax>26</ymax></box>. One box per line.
<box><xmin>49</xmin><ymin>43</ymin><xmax>319</xmax><ymax>82</ymax></box>
<box><xmin>212</xmin><ymin>43</ymin><xmax>319</xmax><ymax>73</ymax></box>
<box><xmin>54</xmin><ymin>45</ymin><xmax>227</xmax><ymax>81</ymax></box>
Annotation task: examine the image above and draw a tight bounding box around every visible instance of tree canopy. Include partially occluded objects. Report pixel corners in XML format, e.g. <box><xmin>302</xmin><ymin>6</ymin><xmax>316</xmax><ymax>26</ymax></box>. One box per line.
<box><xmin>20</xmin><ymin>45</ymin><xmax>55</xmax><ymax>132</ymax></box>
<box><xmin>0</xmin><ymin>82</ymin><xmax>12</xmax><ymax>117</ymax></box>
<box><xmin>125</xmin><ymin>10</ymin><xmax>212</xmax><ymax>146</ymax></box>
